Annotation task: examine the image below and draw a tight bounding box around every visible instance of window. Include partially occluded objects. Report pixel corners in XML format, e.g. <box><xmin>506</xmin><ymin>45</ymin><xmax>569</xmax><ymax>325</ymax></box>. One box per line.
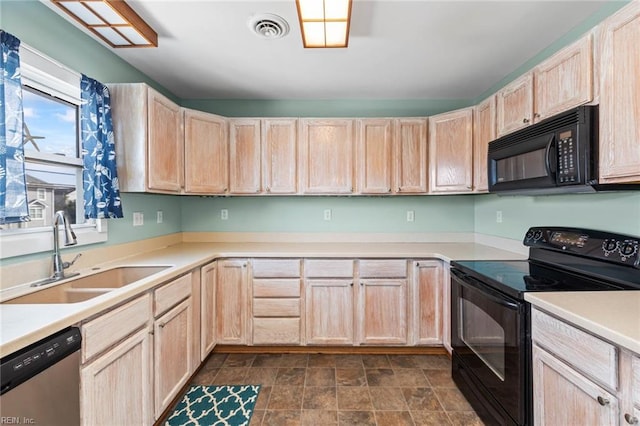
<box><xmin>0</xmin><ymin>44</ymin><xmax>107</xmax><ymax>259</ymax></box>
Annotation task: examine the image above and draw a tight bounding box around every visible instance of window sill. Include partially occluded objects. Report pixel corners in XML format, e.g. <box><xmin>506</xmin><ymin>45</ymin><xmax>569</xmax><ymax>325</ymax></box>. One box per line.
<box><xmin>0</xmin><ymin>220</ymin><xmax>108</xmax><ymax>260</ymax></box>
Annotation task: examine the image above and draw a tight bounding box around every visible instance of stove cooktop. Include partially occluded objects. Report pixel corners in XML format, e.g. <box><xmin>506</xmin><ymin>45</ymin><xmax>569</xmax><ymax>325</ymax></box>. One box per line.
<box><xmin>451</xmin><ymin>259</ymin><xmax>634</xmax><ymax>300</ymax></box>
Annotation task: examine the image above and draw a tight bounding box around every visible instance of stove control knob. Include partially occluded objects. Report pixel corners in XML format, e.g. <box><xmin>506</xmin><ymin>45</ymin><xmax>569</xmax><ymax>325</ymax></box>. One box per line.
<box><xmin>533</xmin><ymin>230</ymin><xmax>543</xmax><ymax>241</ymax></box>
<box><xmin>602</xmin><ymin>239</ymin><xmax>618</xmax><ymax>255</ymax></box>
<box><xmin>525</xmin><ymin>230</ymin><xmax>534</xmax><ymax>241</ymax></box>
<box><xmin>620</xmin><ymin>241</ymin><xmax>638</xmax><ymax>257</ymax></box>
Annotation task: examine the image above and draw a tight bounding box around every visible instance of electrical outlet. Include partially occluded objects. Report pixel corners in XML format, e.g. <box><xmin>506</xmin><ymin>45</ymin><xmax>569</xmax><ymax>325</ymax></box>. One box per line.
<box><xmin>496</xmin><ymin>210</ymin><xmax>503</xmax><ymax>223</ymax></box>
<box><xmin>156</xmin><ymin>210</ymin><xmax>163</xmax><ymax>224</ymax></box>
<box><xmin>323</xmin><ymin>209</ymin><xmax>332</xmax><ymax>221</ymax></box>
<box><xmin>221</xmin><ymin>209</ymin><xmax>228</xmax><ymax>220</ymax></box>
<box><xmin>133</xmin><ymin>212</ymin><xmax>144</xmax><ymax>227</ymax></box>
<box><xmin>406</xmin><ymin>210</ymin><xmax>415</xmax><ymax>222</ymax></box>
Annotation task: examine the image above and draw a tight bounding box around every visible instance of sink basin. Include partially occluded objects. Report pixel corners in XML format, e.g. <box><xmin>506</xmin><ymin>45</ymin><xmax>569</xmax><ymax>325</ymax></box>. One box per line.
<box><xmin>3</xmin><ymin>266</ymin><xmax>170</xmax><ymax>304</ymax></box>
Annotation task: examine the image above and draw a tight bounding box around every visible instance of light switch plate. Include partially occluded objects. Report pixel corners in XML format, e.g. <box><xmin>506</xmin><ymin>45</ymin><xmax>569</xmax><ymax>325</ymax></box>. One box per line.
<box><xmin>221</xmin><ymin>209</ymin><xmax>228</xmax><ymax>220</ymax></box>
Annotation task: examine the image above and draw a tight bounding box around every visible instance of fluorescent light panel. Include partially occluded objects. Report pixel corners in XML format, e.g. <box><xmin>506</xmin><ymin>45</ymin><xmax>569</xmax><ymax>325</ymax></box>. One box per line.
<box><xmin>296</xmin><ymin>0</ymin><xmax>352</xmax><ymax>48</ymax></box>
<box><xmin>52</xmin><ymin>0</ymin><xmax>158</xmax><ymax>48</ymax></box>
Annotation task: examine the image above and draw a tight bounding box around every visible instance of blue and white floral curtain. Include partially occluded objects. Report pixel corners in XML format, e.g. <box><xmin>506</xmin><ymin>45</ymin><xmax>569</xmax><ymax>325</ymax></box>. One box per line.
<box><xmin>80</xmin><ymin>74</ymin><xmax>123</xmax><ymax>219</ymax></box>
<box><xmin>0</xmin><ymin>30</ymin><xmax>29</xmax><ymax>224</ymax></box>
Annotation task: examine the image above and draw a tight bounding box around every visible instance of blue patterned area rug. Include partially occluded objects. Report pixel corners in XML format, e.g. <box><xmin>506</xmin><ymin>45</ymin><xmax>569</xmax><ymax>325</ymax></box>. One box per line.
<box><xmin>165</xmin><ymin>385</ymin><xmax>261</xmax><ymax>426</ymax></box>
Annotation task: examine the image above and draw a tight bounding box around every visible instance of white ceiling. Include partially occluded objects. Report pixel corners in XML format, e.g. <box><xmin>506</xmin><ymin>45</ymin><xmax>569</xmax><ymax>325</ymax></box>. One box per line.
<box><xmin>47</xmin><ymin>0</ymin><xmax>609</xmax><ymax>100</ymax></box>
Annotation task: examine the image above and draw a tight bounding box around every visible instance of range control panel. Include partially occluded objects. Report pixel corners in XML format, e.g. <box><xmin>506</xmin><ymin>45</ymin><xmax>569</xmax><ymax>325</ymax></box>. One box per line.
<box><xmin>524</xmin><ymin>226</ymin><xmax>640</xmax><ymax>268</ymax></box>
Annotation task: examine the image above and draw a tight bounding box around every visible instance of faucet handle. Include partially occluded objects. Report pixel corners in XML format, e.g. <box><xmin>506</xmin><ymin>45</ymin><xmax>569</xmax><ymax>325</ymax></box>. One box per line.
<box><xmin>63</xmin><ymin>253</ymin><xmax>82</xmax><ymax>269</ymax></box>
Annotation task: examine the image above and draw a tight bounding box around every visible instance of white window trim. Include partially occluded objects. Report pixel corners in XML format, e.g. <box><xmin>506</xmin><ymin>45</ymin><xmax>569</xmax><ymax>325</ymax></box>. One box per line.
<box><xmin>0</xmin><ymin>43</ymin><xmax>109</xmax><ymax>260</ymax></box>
<box><xmin>36</xmin><ymin>188</ymin><xmax>46</xmax><ymax>200</ymax></box>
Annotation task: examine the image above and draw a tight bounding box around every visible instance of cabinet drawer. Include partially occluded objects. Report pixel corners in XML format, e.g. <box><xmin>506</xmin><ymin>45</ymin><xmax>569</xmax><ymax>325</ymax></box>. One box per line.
<box><xmin>633</xmin><ymin>354</ymin><xmax>640</xmax><ymax>406</ymax></box>
<box><xmin>82</xmin><ymin>294</ymin><xmax>151</xmax><ymax>362</ymax></box>
<box><xmin>253</xmin><ymin>279</ymin><xmax>300</xmax><ymax>298</ymax></box>
<box><xmin>305</xmin><ymin>259</ymin><xmax>354</xmax><ymax>278</ymax></box>
<box><xmin>253</xmin><ymin>298</ymin><xmax>300</xmax><ymax>317</ymax></box>
<box><xmin>359</xmin><ymin>259</ymin><xmax>407</xmax><ymax>278</ymax></box>
<box><xmin>253</xmin><ymin>318</ymin><xmax>300</xmax><ymax>344</ymax></box>
<box><xmin>252</xmin><ymin>259</ymin><xmax>300</xmax><ymax>278</ymax></box>
<box><xmin>154</xmin><ymin>274</ymin><xmax>192</xmax><ymax>317</ymax></box>
<box><xmin>532</xmin><ymin>309</ymin><xmax>618</xmax><ymax>389</ymax></box>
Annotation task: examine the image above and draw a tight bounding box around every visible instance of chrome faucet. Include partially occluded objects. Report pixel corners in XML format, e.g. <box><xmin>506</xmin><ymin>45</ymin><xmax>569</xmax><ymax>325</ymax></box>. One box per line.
<box><xmin>32</xmin><ymin>210</ymin><xmax>81</xmax><ymax>287</ymax></box>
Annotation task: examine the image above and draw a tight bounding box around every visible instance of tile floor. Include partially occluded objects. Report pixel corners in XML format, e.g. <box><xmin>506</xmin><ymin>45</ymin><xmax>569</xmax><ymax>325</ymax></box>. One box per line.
<box><xmin>191</xmin><ymin>352</ymin><xmax>484</xmax><ymax>426</ymax></box>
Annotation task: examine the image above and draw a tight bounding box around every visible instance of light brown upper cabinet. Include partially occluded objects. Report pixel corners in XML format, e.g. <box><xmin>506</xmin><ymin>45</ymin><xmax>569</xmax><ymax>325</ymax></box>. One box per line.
<box><xmin>356</xmin><ymin>119</ymin><xmax>394</xmax><ymax>194</ymax></box>
<box><xmin>394</xmin><ymin>118</ymin><xmax>429</xmax><ymax>193</ymax></box>
<box><xmin>598</xmin><ymin>2</ymin><xmax>640</xmax><ymax>183</ymax></box>
<box><xmin>496</xmin><ymin>73</ymin><xmax>534</xmax><ymax>137</ymax></box>
<box><xmin>299</xmin><ymin>119</ymin><xmax>355</xmax><ymax>194</ymax></box>
<box><xmin>109</xmin><ymin>83</ymin><xmax>183</xmax><ymax>193</ymax></box>
<box><xmin>428</xmin><ymin>108</ymin><xmax>474</xmax><ymax>193</ymax></box>
<box><xmin>497</xmin><ymin>33</ymin><xmax>594</xmax><ymax>137</ymax></box>
<box><xmin>473</xmin><ymin>96</ymin><xmax>496</xmax><ymax>193</ymax></box>
<box><xmin>262</xmin><ymin>119</ymin><xmax>298</xmax><ymax>194</ymax></box>
<box><xmin>533</xmin><ymin>34</ymin><xmax>593</xmax><ymax>122</ymax></box>
<box><xmin>229</xmin><ymin>119</ymin><xmax>261</xmax><ymax>194</ymax></box>
<box><xmin>184</xmin><ymin>109</ymin><xmax>228</xmax><ymax>194</ymax></box>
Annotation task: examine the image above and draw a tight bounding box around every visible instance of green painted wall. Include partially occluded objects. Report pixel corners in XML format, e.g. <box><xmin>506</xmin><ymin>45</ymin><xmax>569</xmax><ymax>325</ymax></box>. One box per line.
<box><xmin>182</xmin><ymin>99</ymin><xmax>473</xmax><ymax>118</ymax></box>
<box><xmin>474</xmin><ymin>192</ymin><xmax>640</xmax><ymax>239</ymax></box>
<box><xmin>181</xmin><ymin>196</ymin><xmax>475</xmax><ymax>233</ymax></box>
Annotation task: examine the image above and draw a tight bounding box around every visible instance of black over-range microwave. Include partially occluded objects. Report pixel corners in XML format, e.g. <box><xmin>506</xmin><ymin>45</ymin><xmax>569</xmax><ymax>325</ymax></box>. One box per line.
<box><xmin>488</xmin><ymin>105</ymin><xmax>601</xmax><ymax>195</ymax></box>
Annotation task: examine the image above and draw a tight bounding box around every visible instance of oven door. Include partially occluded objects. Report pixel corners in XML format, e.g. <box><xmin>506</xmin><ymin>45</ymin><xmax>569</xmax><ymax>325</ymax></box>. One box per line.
<box><xmin>451</xmin><ymin>267</ymin><xmax>528</xmax><ymax>425</ymax></box>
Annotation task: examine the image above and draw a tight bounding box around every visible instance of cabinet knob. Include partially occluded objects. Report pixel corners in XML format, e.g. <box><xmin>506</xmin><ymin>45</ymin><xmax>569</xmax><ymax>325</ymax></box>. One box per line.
<box><xmin>397</xmin><ymin>187</ymin><xmax>401</xmax><ymax>192</ymax></box>
<box><xmin>158</xmin><ymin>323</ymin><xmax>165</xmax><ymax>329</ymax></box>
<box><xmin>625</xmin><ymin>414</ymin><xmax>639</xmax><ymax>425</ymax></box>
<box><xmin>522</xmin><ymin>118</ymin><xmax>530</xmax><ymax>124</ymax></box>
<box><xmin>350</xmin><ymin>282</ymin><xmax>354</xmax><ymax>287</ymax></box>
<box><xmin>596</xmin><ymin>396</ymin><xmax>609</xmax><ymax>406</ymax></box>
<box><xmin>534</xmin><ymin>113</ymin><xmax>541</xmax><ymax>118</ymax></box>
<box><xmin>387</xmin><ymin>188</ymin><xmax>392</xmax><ymax>193</ymax></box>
<box><xmin>266</xmin><ymin>187</ymin><xmax>271</xmax><ymax>192</ymax></box>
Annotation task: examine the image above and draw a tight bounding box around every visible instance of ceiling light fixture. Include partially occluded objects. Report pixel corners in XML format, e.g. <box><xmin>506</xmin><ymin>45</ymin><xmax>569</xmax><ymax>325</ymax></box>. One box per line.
<box><xmin>295</xmin><ymin>0</ymin><xmax>352</xmax><ymax>48</ymax></box>
<box><xmin>51</xmin><ymin>0</ymin><xmax>158</xmax><ymax>48</ymax></box>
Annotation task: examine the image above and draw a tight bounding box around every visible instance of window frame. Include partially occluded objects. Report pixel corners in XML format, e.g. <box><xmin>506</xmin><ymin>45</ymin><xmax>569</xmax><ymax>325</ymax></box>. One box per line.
<box><xmin>0</xmin><ymin>43</ymin><xmax>108</xmax><ymax>260</ymax></box>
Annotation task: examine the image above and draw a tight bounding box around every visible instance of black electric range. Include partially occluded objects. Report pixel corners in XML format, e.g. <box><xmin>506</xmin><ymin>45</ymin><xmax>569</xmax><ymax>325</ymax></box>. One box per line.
<box><xmin>450</xmin><ymin>226</ymin><xmax>640</xmax><ymax>426</ymax></box>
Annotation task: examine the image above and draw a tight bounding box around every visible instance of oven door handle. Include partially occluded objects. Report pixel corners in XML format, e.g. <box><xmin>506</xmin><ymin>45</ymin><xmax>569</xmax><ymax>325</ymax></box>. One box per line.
<box><xmin>451</xmin><ymin>268</ymin><xmax>520</xmax><ymax>311</ymax></box>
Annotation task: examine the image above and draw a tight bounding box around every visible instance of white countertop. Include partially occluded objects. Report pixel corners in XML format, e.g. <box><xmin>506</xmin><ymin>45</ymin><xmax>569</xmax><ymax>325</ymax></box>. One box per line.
<box><xmin>525</xmin><ymin>291</ymin><xmax>640</xmax><ymax>354</ymax></box>
<box><xmin>1</xmin><ymin>241</ymin><xmax>524</xmax><ymax>356</ymax></box>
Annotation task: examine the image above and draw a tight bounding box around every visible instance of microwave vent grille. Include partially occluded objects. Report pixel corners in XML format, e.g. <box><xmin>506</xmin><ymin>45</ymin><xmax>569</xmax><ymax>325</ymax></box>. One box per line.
<box><xmin>489</xmin><ymin>106</ymin><xmax>593</xmax><ymax>152</ymax></box>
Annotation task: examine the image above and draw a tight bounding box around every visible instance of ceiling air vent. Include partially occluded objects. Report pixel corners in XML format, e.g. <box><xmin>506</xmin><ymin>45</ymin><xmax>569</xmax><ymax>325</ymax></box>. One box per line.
<box><xmin>248</xmin><ymin>14</ymin><xmax>290</xmax><ymax>40</ymax></box>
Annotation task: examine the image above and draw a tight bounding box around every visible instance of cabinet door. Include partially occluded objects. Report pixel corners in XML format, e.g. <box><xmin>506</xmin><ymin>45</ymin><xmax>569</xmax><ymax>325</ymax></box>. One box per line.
<box><xmin>394</xmin><ymin>118</ymin><xmax>428</xmax><ymax>193</ymax></box>
<box><xmin>412</xmin><ymin>261</ymin><xmax>443</xmax><ymax>345</ymax></box>
<box><xmin>356</xmin><ymin>119</ymin><xmax>393</xmax><ymax>194</ymax></box>
<box><xmin>496</xmin><ymin>73</ymin><xmax>534</xmax><ymax>137</ymax></box>
<box><xmin>230</xmin><ymin>119</ymin><xmax>261</xmax><ymax>194</ymax></box>
<box><xmin>262</xmin><ymin>119</ymin><xmax>298</xmax><ymax>194</ymax></box>
<box><xmin>299</xmin><ymin>119</ymin><xmax>355</xmax><ymax>194</ymax></box>
<box><xmin>532</xmin><ymin>345</ymin><xmax>618</xmax><ymax>426</ymax></box>
<box><xmin>81</xmin><ymin>328</ymin><xmax>153</xmax><ymax>426</ymax></box>
<box><xmin>428</xmin><ymin>108</ymin><xmax>473</xmax><ymax>193</ymax></box>
<box><xmin>147</xmin><ymin>89</ymin><xmax>183</xmax><ymax>192</ymax></box>
<box><xmin>358</xmin><ymin>279</ymin><xmax>407</xmax><ymax>345</ymax></box>
<box><xmin>473</xmin><ymin>96</ymin><xmax>496</xmax><ymax>193</ymax></box>
<box><xmin>184</xmin><ymin>109</ymin><xmax>228</xmax><ymax>194</ymax></box>
<box><xmin>154</xmin><ymin>298</ymin><xmax>193</xmax><ymax>419</ymax></box>
<box><xmin>216</xmin><ymin>259</ymin><xmax>249</xmax><ymax>344</ymax></box>
<box><xmin>200</xmin><ymin>261</ymin><xmax>216</xmax><ymax>361</ymax></box>
<box><xmin>534</xmin><ymin>34</ymin><xmax>593</xmax><ymax>122</ymax></box>
<box><xmin>306</xmin><ymin>279</ymin><xmax>354</xmax><ymax>345</ymax></box>
<box><xmin>598</xmin><ymin>2</ymin><xmax>640</xmax><ymax>183</ymax></box>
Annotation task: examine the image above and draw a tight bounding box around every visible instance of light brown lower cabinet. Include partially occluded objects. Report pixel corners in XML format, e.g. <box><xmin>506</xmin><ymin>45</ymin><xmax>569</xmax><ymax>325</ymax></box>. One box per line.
<box><xmin>80</xmin><ymin>328</ymin><xmax>153</xmax><ymax>426</ymax></box>
<box><xmin>306</xmin><ymin>279</ymin><xmax>355</xmax><ymax>345</ymax></box>
<box><xmin>80</xmin><ymin>273</ymin><xmax>194</xmax><ymax>424</ymax></box>
<box><xmin>200</xmin><ymin>261</ymin><xmax>216</xmax><ymax>360</ymax></box>
<box><xmin>412</xmin><ymin>261</ymin><xmax>443</xmax><ymax>345</ymax></box>
<box><xmin>154</xmin><ymin>297</ymin><xmax>193</xmax><ymax>418</ymax></box>
<box><xmin>358</xmin><ymin>279</ymin><xmax>407</xmax><ymax>345</ymax></box>
<box><xmin>216</xmin><ymin>259</ymin><xmax>249</xmax><ymax>344</ymax></box>
<box><xmin>531</xmin><ymin>307</ymin><xmax>640</xmax><ymax>425</ymax></box>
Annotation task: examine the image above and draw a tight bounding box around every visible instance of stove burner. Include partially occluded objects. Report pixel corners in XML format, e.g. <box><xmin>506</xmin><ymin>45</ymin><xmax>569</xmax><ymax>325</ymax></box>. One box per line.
<box><xmin>523</xmin><ymin>275</ymin><xmax>560</xmax><ymax>289</ymax></box>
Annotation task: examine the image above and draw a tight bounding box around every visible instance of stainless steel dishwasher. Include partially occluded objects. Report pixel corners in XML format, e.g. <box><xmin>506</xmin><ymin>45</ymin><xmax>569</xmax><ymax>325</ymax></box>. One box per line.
<box><xmin>1</xmin><ymin>327</ymin><xmax>81</xmax><ymax>426</ymax></box>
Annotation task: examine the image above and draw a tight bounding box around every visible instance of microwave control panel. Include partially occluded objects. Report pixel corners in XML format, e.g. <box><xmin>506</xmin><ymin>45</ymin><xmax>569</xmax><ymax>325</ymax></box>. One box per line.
<box><xmin>556</xmin><ymin>130</ymin><xmax>579</xmax><ymax>184</ymax></box>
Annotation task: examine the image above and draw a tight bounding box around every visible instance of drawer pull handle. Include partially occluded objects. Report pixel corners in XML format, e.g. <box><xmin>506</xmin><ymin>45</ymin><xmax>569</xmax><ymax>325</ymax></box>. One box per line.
<box><xmin>596</xmin><ymin>396</ymin><xmax>609</xmax><ymax>406</ymax></box>
<box><xmin>523</xmin><ymin>118</ymin><xmax>530</xmax><ymax>124</ymax></box>
<box><xmin>625</xmin><ymin>414</ymin><xmax>639</xmax><ymax>424</ymax></box>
